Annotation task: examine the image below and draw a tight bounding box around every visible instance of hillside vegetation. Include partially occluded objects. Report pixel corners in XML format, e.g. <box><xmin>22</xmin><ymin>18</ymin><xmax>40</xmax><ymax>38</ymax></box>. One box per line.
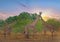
<box><xmin>0</xmin><ymin>12</ymin><xmax>60</xmax><ymax>33</ymax></box>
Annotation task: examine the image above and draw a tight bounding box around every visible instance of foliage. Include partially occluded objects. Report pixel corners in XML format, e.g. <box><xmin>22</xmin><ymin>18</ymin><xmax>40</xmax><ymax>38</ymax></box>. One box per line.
<box><xmin>35</xmin><ymin>19</ymin><xmax>44</xmax><ymax>32</ymax></box>
<box><xmin>18</xmin><ymin>12</ymin><xmax>31</xmax><ymax>20</ymax></box>
<box><xmin>31</xmin><ymin>13</ymin><xmax>38</xmax><ymax>20</ymax></box>
<box><xmin>1</xmin><ymin>12</ymin><xmax>60</xmax><ymax>33</ymax></box>
<box><xmin>47</xmin><ymin>19</ymin><xmax>60</xmax><ymax>31</ymax></box>
<box><xmin>0</xmin><ymin>20</ymin><xmax>5</xmax><ymax>27</ymax></box>
<box><xmin>11</xmin><ymin>12</ymin><xmax>34</xmax><ymax>33</ymax></box>
<box><xmin>5</xmin><ymin>16</ymin><xmax>17</xmax><ymax>24</ymax></box>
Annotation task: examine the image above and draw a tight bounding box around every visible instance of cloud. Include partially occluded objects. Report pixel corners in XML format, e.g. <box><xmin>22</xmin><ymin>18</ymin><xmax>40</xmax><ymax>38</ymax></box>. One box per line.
<box><xmin>0</xmin><ymin>8</ymin><xmax>60</xmax><ymax>20</ymax></box>
<box><xmin>0</xmin><ymin>12</ymin><xmax>16</xmax><ymax>20</ymax></box>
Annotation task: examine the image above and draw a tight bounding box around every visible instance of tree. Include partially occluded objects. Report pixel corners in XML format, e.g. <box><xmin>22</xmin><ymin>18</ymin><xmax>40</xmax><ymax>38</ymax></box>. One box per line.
<box><xmin>5</xmin><ymin>16</ymin><xmax>17</xmax><ymax>24</ymax></box>
<box><xmin>19</xmin><ymin>12</ymin><xmax>31</xmax><ymax>20</ymax></box>
<box><xmin>47</xmin><ymin>19</ymin><xmax>60</xmax><ymax>31</ymax></box>
<box><xmin>12</xmin><ymin>16</ymin><xmax>18</xmax><ymax>21</ymax></box>
<box><xmin>31</xmin><ymin>13</ymin><xmax>38</xmax><ymax>20</ymax></box>
<box><xmin>0</xmin><ymin>20</ymin><xmax>5</xmax><ymax>27</ymax></box>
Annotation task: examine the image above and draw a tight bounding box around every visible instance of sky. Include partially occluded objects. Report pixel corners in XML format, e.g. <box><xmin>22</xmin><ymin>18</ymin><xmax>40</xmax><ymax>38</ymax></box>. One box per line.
<box><xmin>0</xmin><ymin>0</ymin><xmax>60</xmax><ymax>20</ymax></box>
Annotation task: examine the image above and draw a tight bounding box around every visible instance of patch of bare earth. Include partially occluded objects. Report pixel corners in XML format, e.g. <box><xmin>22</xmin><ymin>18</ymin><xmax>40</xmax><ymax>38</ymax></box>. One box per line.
<box><xmin>0</xmin><ymin>32</ymin><xmax>60</xmax><ymax>42</ymax></box>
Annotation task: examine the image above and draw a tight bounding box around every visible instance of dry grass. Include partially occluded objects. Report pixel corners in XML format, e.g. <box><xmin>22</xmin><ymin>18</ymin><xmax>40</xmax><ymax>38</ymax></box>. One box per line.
<box><xmin>0</xmin><ymin>31</ymin><xmax>60</xmax><ymax>42</ymax></box>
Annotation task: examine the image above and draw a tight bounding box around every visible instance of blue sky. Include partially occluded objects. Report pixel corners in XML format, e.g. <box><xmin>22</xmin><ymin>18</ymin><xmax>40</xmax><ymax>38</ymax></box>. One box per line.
<box><xmin>0</xmin><ymin>0</ymin><xmax>60</xmax><ymax>19</ymax></box>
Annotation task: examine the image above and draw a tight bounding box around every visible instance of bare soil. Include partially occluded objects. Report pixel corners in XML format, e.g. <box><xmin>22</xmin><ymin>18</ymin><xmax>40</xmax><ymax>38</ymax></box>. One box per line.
<box><xmin>0</xmin><ymin>32</ymin><xmax>60</xmax><ymax>42</ymax></box>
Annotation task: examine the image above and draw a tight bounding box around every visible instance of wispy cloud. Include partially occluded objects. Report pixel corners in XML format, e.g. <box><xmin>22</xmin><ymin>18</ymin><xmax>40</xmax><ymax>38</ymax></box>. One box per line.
<box><xmin>0</xmin><ymin>12</ymin><xmax>16</xmax><ymax>20</ymax></box>
<box><xmin>0</xmin><ymin>7</ymin><xmax>60</xmax><ymax>20</ymax></box>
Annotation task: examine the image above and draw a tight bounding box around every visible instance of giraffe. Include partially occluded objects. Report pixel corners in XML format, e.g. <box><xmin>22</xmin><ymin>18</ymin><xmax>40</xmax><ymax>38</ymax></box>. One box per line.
<box><xmin>39</xmin><ymin>12</ymin><xmax>54</xmax><ymax>37</ymax></box>
<box><xmin>3</xmin><ymin>22</ymin><xmax>13</xmax><ymax>38</ymax></box>
<box><xmin>24</xmin><ymin>13</ymin><xmax>41</xmax><ymax>38</ymax></box>
<box><xmin>24</xmin><ymin>12</ymin><xmax>54</xmax><ymax>38</ymax></box>
<box><xmin>4</xmin><ymin>26</ymin><xmax>11</xmax><ymax>38</ymax></box>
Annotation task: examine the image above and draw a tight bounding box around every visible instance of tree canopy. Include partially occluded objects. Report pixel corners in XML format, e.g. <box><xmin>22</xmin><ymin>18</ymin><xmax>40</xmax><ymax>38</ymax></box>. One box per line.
<box><xmin>47</xmin><ymin>19</ymin><xmax>60</xmax><ymax>31</ymax></box>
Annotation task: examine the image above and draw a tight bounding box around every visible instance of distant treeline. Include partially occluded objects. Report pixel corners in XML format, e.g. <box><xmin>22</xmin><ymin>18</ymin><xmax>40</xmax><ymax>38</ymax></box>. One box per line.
<box><xmin>0</xmin><ymin>12</ymin><xmax>60</xmax><ymax>33</ymax></box>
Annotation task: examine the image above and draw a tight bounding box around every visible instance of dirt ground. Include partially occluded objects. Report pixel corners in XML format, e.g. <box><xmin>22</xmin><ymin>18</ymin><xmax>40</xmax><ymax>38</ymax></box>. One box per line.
<box><xmin>0</xmin><ymin>32</ymin><xmax>60</xmax><ymax>42</ymax></box>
